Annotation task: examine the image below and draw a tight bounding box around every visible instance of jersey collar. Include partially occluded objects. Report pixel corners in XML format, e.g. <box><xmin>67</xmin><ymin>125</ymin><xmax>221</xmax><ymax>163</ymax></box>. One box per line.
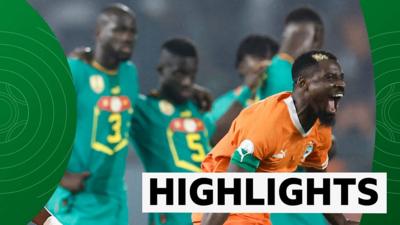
<box><xmin>283</xmin><ymin>96</ymin><xmax>313</xmax><ymax>137</ymax></box>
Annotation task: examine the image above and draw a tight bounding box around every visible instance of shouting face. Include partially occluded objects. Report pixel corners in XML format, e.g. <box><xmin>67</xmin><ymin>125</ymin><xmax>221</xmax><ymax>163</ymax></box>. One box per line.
<box><xmin>303</xmin><ymin>59</ymin><xmax>345</xmax><ymax>126</ymax></box>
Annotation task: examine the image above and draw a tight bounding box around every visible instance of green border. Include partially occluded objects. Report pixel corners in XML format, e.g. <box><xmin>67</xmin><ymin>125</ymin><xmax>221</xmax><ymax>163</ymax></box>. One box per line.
<box><xmin>361</xmin><ymin>0</ymin><xmax>400</xmax><ymax>224</ymax></box>
<box><xmin>0</xmin><ymin>1</ymin><xmax>76</xmax><ymax>224</ymax></box>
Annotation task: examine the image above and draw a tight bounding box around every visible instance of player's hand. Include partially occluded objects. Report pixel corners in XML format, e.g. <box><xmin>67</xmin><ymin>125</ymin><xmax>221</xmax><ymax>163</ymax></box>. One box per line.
<box><xmin>240</xmin><ymin>57</ymin><xmax>267</xmax><ymax>92</ymax></box>
<box><xmin>60</xmin><ymin>171</ymin><xmax>90</xmax><ymax>194</ymax></box>
<box><xmin>281</xmin><ymin>23</ymin><xmax>316</xmax><ymax>58</ymax></box>
<box><xmin>244</xmin><ymin>72</ymin><xmax>262</xmax><ymax>92</ymax></box>
<box><xmin>69</xmin><ymin>47</ymin><xmax>93</xmax><ymax>64</ymax></box>
<box><xmin>192</xmin><ymin>84</ymin><xmax>213</xmax><ymax>112</ymax></box>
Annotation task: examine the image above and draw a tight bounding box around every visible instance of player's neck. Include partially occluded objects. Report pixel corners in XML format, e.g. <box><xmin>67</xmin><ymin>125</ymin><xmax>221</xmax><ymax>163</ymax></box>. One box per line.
<box><xmin>159</xmin><ymin>88</ymin><xmax>187</xmax><ymax>106</ymax></box>
<box><xmin>292</xmin><ymin>92</ymin><xmax>318</xmax><ymax>132</ymax></box>
<box><xmin>93</xmin><ymin>47</ymin><xmax>119</xmax><ymax>71</ymax></box>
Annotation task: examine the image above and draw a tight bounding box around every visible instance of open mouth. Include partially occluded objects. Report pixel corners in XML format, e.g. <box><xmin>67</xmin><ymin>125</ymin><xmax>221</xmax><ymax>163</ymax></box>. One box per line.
<box><xmin>327</xmin><ymin>93</ymin><xmax>343</xmax><ymax>113</ymax></box>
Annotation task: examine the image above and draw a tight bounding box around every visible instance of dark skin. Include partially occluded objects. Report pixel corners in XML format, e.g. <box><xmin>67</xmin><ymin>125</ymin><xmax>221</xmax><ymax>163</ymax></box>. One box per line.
<box><xmin>61</xmin><ymin>7</ymin><xmax>137</xmax><ymax>194</ymax></box>
<box><xmin>280</xmin><ymin>22</ymin><xmax>324</xmax><ymax>59</ymax></box>
<box><xmin>202</xmin><ymin>60</ymin><xmax>358</xmax><ymax>225</ymax></box>
<box><xmin>157</xmin><ymin>49</ymin><xmax>198</xmax><ymax>104</ymax></box>
<box><xmin>32</xmin><ymin>208</ymin><xmax>56</xmax><ymax>225</ymax></box>
<box><xmin>94</xmin><ymin>10</ymin><xmax>137</xmax><ymax>69</ymax></box>
<box><xmin>211</xmin><ymin>21</ymin><xmax>323</xmax><ymax>145</ymax></box>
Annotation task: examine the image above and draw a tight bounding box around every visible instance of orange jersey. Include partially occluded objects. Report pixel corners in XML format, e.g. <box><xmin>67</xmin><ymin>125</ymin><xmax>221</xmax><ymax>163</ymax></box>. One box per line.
<box><xmin>192</xmin><ymin>92</ymin><xmax>332</xmax><ymax>225</ymax></box>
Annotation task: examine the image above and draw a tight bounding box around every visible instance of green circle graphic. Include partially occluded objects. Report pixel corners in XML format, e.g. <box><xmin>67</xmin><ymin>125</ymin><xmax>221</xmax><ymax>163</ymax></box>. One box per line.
<box><xmin>0</xmin><ymin>1</ymin><xmax>76</xmax><ymax>224</ymax></box>
<box><xmin>361</xmin><ymin>0</ymin><xmax>400</xmax><ymax>224</ymax></box>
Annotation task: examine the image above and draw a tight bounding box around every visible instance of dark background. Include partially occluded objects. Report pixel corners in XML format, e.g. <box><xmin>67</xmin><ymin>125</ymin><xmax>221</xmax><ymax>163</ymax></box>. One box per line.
<box><xmin>29</xmin><ymin>0</ymin><xmax>375</xmax><ymax>224</ymax></box>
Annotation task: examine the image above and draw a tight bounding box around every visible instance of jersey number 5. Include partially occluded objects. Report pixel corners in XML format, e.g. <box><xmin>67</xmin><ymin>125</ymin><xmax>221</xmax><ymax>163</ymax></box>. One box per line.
<box><xmin>186</xmin><ymin>133</ymin><xmax>206</xmax><ymax>162</ymax></box>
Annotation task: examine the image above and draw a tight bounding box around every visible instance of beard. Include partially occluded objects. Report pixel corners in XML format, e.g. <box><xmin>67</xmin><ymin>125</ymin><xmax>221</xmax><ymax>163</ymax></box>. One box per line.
<box><xmin>317</xmin><ymin>111</ymin><xmax>336</xmax><ymax>127</ymax></box>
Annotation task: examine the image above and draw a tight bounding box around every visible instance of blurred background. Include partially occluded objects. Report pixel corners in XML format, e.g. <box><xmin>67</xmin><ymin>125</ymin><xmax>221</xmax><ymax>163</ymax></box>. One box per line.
<box><xmin>28</xmin><ymin>0</ymin><xmax>375</xmax><ymax>224</ymax></box>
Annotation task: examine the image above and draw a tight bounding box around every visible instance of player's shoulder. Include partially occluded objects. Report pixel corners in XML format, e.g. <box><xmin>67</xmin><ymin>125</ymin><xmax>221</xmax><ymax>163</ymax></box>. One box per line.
<box><xmin>136</xmin><ymin>93</ymin><xmax>152</xmax><ymax>105</ymax></box>
<box><xmin>135</xmin><ymin>92</ymin><xmax>165</xmax><ymax>110</ymax></box>
<box><xmin>234</xmin><ymin>92</ymin><xmax>290</xmax><ymax>134</ymax></box>
<box><xmin>67</xmin><ymin>57</ymin><xmax>88</xmax><ymax>68</ymax></box>
<box><xmin>273</xmin><ymin>53</ymin><xmax>294</xmax><ymax>64</ymax></box>
<box><xmin>119</xmin><ymin>60</ymin><xmax>138</xmax><ymax>76</ymax></box>
<box><xmin>120</xmin><ymin>60</ymin><xmax>137</xmax><ymax>70</ymax></box>
<box><xmin>242</xmin><ymin>92</ymin><xmax>290</xmax><ymax>118</ymax></box>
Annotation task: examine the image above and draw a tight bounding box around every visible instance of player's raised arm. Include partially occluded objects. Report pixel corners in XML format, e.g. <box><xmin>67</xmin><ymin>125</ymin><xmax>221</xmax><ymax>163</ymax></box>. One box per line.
<box><xmin>209</xmin><ymin>35</ymin><xmax>278</xmax><ymax>145</ymax></box>
<box><xmin>201</xmin><ymin>158</ymin><xmax>248</xmax><ymax>225</ymax></box>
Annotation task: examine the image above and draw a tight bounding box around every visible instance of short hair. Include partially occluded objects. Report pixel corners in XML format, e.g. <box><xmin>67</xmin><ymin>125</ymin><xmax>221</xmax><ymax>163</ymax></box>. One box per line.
<box><xmin>292</xmin><ymin>50</ymin><xmax>338</xmax><ymax>82</ymax></box>
<box><xmin>96</xmin><ymin>3</ymin><xmax>135</xmax><ymax>29</ymax></box>
<box><xmin>285</xmin><ymin>7</ymin><xmax>323</xmax><ymax>26</ymax></box>
<box><xmin>161</xmin><ymin>38</ymin><xmax>198</xmax><ymax>58</ymax></box>
<box><xmin>235</xmin><ymin>34</ymin><xmax>279</xmax><ymax>68</ymax></box>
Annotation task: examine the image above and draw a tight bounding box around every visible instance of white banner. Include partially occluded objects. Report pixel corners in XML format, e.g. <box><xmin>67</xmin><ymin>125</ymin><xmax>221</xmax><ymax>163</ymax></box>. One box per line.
<box><xmin>142</xmin><ymin>172</ymin><xmax>386</xmax><ymax>213</ymax></box>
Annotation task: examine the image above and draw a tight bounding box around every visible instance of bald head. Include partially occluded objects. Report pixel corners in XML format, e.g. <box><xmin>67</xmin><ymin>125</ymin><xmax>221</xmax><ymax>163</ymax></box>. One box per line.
<box><xmin>96</xmin><ymin>3</ymin><xmax>136</xmax><ymax>31</ymax></box>
<box><xmin>95</xmin><ymin>3</ymin><xmax>137</xmax><ymax>62</ymax></box>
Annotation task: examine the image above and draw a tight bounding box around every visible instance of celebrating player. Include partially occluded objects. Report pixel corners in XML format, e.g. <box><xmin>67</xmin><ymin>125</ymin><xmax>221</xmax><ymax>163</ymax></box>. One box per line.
<box><xmin>262</xmin><ymin>7</ymin><xmax>329</xmax><ymax>225</ymax></box>
<box><xmin>193</xmin><ymin>50</ymin><xmax>358</xmax><ymax>225</ymax></box>
<box><xmin>47</xmin><ymin>4</ymin><xmax>139</xmax><ymax>225</ymax></box>
<box><xmin>208</xmin><ymin>34</ymin><xmax>278</xmax><ymax>145</ymax></box>
<box><xmin>130</xmin><ymin>38</ymin><xmax>214</xmax><ymax>225</ymax></box>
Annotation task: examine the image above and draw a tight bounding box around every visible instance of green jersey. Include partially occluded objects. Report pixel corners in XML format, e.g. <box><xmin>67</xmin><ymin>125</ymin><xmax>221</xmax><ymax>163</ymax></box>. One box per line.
<box><xmin>207</xmin><ymin>84</ymin><xmax>263</xmax><ymax>124</ymax></box>
<box><xmin>131</xmin><ymin>94</ymin><xmax>214</xmax><ymax>225</ymax></box>
<box><xmin>259</xmin><ymin>53</ymin><xmax>294</xmax><ymax>99</ymax></box>
<box><xmin>206</xmin><ymin>86</ymin><xmax>241</xmax><ymax>124</ymax></box>
<box><xmin>48</xmin><ymin>58</ymin><xmax>139</xmax><ymax>225</ymax></box>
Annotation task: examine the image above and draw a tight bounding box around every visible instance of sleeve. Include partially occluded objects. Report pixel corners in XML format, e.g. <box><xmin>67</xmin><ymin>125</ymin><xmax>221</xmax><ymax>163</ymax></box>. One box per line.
<box><xmin>203</xmin><ymin>113</ymin><xmax>216</xmax><ymax>139</ymax></box>
<box><xmin>129</xmin><ymin>94</ymin><xmax>147</xmax><ymax>150</ymax></box>
<box><xmin>67</xmin><ymin>58</ymin><xmax>83</xmax><ymax>94</ymax></box>
<box><xmin>130</xmin><ymin>63</ymin><xmax>140</xmax><ymax>98</ymax></box>
<box><xmin>227</xmin><ymin>112</ymin><xmax>267</xmax><ymax>172</ymax></box>
<box><xmin>263</xmin><ymin>54</ymin><xmax>294</xmax><ymax>97</ymax></box>
<box><xmin>300</xmin><ymin>128</ymin><xmax>333</xmax><ymax>170</ymax></box>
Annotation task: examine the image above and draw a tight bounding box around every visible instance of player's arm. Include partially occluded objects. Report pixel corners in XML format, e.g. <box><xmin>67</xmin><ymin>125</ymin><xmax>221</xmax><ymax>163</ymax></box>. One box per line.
<box><xmin>279</xmin><ymin>23</ymin><xmax>318</xmax><ymax>59</ymax></box>
<box><xmin>303</xmin><ymin>169</ymin><xmax>359</xmax><ymax>225</ymax></box>
<box><xmin>202</xmin><ymin>139</ymin><xmax>260</xmax><ymax>225</ymax></box>
<box><xmin>32</xmin><ymin>208</ymin><xmax>62</xmax><ymax>225</ymax></box>
<box><xmin>323</xmin><ymin>214</ymin><xmax>359</xmax><ymax>225</ymax></box>
<box><xmin>201</xmin><ymin>163</ymin><xmax>247</xmax><ymax>225</ymax></box>
<box><xmin>192</xmin><ymin>84</ymin><xmax>213</xmax><ymax>112</ymax></box>
<box><xmin>210</xmin><ymin>101</ymin><xmax>243</xmax><ymax>146</ymax></box>
<box><xmin>304</xmin><ymin>139</ymin><xmax>359</xmax><ymax>225</ymax></box>
<box><xmin>60</xmin><ymin>171</ymin><xmax>90</xmax><ymax>193</ymax></box>
<box><xmin>210</xmin><ymin>84</ymin><xmax>257</xmax><ymax>146</ymax></box>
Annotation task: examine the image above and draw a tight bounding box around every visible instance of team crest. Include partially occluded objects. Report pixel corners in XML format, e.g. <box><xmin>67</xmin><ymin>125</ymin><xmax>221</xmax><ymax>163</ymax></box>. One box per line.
<box><xmin>303</xmin><ymin>141</ymin><xmax>314</xmax><ymax>159</ymax></box>
<box><xmin>237</xmin><ymin>139</ymin><xmax>254</xmax><ymax>162</ymax></box>
<box><xmin>159</xmin><ymin>100</ymin><xmax>175</xmax><ymax>116</ymax></box>
<box><xmin>89</xmin><ymin>75</ymin><xmax>105</xmax><ymax>94</ymax></box>
<box><xmin>110</xmin><ymin>96</ymin><xmax>122</xmax><ymax>112</ymax></box>
<box><xmin>183</xmin><ymin>119</ymin><xmax>197</xmax><ymax>132</ymax></box>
